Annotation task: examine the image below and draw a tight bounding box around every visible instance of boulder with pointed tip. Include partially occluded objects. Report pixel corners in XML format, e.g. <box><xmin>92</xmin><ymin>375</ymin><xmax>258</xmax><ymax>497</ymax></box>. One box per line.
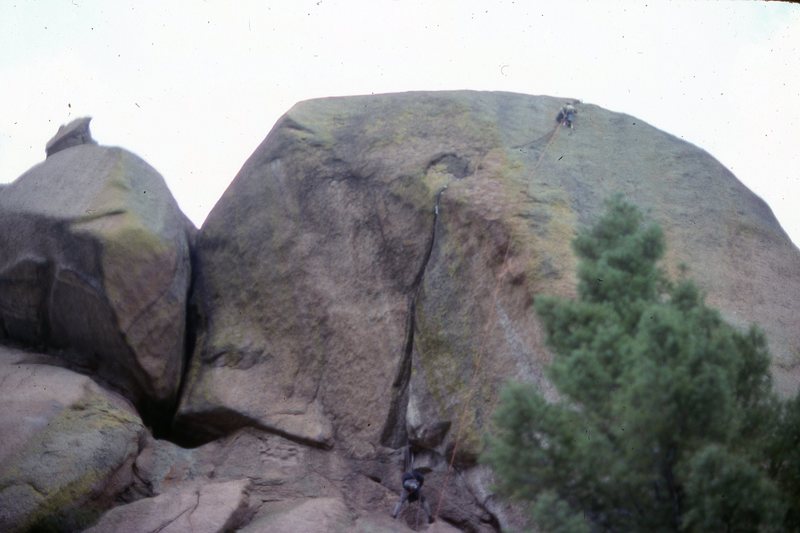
<box><xmin>0</xmin><ymin>134</ymin><xmax>194</xmax><ymax>416</ymax></box>
<box><xmin>45</xmin><ymin>116</ymin><xmax>97</xmax><ymax>157</ymax></box>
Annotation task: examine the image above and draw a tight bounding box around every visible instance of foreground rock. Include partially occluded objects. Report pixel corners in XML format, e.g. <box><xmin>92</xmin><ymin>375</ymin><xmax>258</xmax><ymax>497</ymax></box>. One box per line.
<box><xmin>85</xmin><ymin>479</ymin><xmax>253</xmax><ymax>533</ymax></box>
<box><xmin>242</xmin><ymin>497</ymin><xmax>351</xmax><ymax>533</ymax></box>
<box><xmin>0</xmin><ymin>138</ymin><xmax>194</xmax><ymax>415</ymax></box>
<box><xmin>120</xmin><ymin>427</ymin><xmax>497</xmax><ymax>532</ymax></box>
<box><xmin>178</xmin><ymin>92</ymin><xmax>800</xmax><ymax>453</ymax></box>
<box><xmin>0</xmin><ymin>346</ymin><xmax>145</xmax><ymax>532</ymax></box>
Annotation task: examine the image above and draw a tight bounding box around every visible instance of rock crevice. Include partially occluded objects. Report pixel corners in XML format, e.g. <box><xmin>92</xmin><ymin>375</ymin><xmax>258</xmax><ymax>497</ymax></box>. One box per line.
<box><xmin>381</xmin><ymin>185</ymin><xmax>449</xmax><ymax>449</ymax></box>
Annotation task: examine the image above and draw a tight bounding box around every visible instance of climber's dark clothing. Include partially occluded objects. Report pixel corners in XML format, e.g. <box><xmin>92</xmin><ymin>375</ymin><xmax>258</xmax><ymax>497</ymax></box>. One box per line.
<box><xmin>392</xmin><ymin>469</ymin><xmax>433</xmax><ymax>523</ymax></box>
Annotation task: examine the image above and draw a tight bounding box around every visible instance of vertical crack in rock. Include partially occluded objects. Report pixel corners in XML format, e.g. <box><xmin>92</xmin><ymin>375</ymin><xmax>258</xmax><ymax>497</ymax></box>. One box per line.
<box><xmin>165</xmin><ymin>238</ymin><xmax>201</xmax><ymax>442</ymax></box>
<box><xmin>380</xmin><ymin>186</ymin><xmax>448</xmax><ymax>447</ymax></box>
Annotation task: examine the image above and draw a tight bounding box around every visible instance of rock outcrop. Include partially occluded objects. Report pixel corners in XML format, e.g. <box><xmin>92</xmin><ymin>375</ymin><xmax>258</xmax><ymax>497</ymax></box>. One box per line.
<box><xmin>85</xmin><ymin>479</ymin><xmax>253</xmax><ymax>533</ymax></box>
<box><xmin>0</xmin><ymin>139</ymin><xmax>194</xmax><ymax>417</ymax></box>
<box><xmin>2</xmin><ymin>91</ymin><xmax>799</xmax><ymax>531</ymax></box>
<box><xmin>0</xmin><ymin>346</ymin><xmax>145</xmax><ymax>532</ymax></box>
<box><xmin>177</xmin><ymin>91</ymin><xmax>800</xmax><ymax>459</ymax></box>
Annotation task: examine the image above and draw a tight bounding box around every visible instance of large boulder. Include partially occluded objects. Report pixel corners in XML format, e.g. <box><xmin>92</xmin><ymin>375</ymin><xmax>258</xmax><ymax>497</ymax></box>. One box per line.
<box><xmin>177</xmin><ymin>91</ymin><xmax>800</xmax><ymax>464</ymax></box>
<box><xmin>0</xmin><ymin>137</ymin><xmax>194</xmax><ymax>416</ymax></box>
<box><xmin>0</xmin><ymin>346</ymin><xmax>146</xmax><ymax>532</ymax></box>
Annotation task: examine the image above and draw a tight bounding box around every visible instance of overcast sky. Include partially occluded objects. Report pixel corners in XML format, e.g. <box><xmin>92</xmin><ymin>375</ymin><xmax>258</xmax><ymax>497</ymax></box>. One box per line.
<box><xmin>2</xmin><ymin>1</ymin><xmax>799</xmax><ymax>246</ymax></box>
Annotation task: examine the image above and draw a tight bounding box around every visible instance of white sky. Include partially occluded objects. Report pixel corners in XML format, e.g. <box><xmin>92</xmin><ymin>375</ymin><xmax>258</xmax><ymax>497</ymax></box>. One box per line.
<box><xmin>1</xmin><ymin>1</ymin><xmax>799</xmax><ymax>246</ymax></box>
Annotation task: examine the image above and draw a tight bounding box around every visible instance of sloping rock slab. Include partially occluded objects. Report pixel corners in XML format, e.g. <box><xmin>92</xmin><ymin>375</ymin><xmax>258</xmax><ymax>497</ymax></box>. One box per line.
<box><xmin>129</xmin><ymin>428</ymin><xmax>320</xmax><ymax>500</ymax></box>
<box><xmin>241</xmin><ymin>497</ymin><xmax>352</xmax><ymax>533</ymax></box>
<box><xmin>0</xmin><ymin>346</ymin><xmax>145</xmax><ymax>532</ymax></box>
<box><xmin>85</xmin><ymin>479</ymin><xmax>253</xmax><ymax>533</ymax></box>
<box><xmin>179</xmin><ymin>91</ymin><xmax>800</xmax><ymax>459</ymax></box>
<box><xmin>0</xmin><ymin>143</ymin><xmax>194</xmax><ymax>411</ymax></box>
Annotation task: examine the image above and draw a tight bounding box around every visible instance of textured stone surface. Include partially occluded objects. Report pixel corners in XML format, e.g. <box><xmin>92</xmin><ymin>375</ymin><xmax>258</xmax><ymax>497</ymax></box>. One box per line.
<box><xmin>0</xmin><ymin>346</ymin><xmax>145</xmax><ymax>532</ymax></box>
<box><xmin>5</xmin><ymin>92</ymin><xmax>798</xmax><ymax>532</ymax></box>
<box><xmin>241</xmin><ymin>497</ymin><xmax>352</xmax><ymax>533</ymax></box>
<box><xmin>122</xmin><ymin>427</ymin><xmax>495</xmax><ymax>532</ymax></box>
<box><xmin>171</xmin><ymin>91</ymin><xmax>799</xmax><ymax>531</ymax></box>
<box><xmin>85</xmin><ymin>479</ymin><xmax>253</xmax><ymax>533</ymax></box>
<box><xmin>175</xmin><ymin>95</ymin><xmax>450</xmax><ymax>450</ymax></box>
<box><xmin>0</xmin><ymin>142</ymin><xmax>194</xmax><ymax>412</ymax></box>
<box><xmin>178</xmin><ymin>91</ymin><xmax>800</xmax><ymax>462</ymax></box>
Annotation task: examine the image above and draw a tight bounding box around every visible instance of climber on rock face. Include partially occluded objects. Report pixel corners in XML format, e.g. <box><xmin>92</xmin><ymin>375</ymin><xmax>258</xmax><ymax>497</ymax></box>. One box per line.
<box><xmin>557</xmin><ymin>102</ymin><xmax>578</xmax><ymax>129</ymax></box>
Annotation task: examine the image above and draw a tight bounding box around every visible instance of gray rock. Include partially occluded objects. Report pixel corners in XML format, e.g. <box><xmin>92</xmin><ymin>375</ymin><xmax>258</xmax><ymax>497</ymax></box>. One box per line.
<box><xmin>125</xmin><ymin>427</ymin><xmax>494</xmax><ymax>532</ymax></box>
<box><xmin>86</xmin><ymin>479</ymin><xmax>253</xmax><ymax>533</ymax></box>
<box><xmin>0</xmin><ymin>143</ymin><xmax>194</xmax><ymax>415</ymax></box>
<box><xmin>0</xmin><ymin>346</ymin><xmax>145</xmax><ymax>532</ymax></box>
<box><xmin>353</xmin><ymin>515</ymin><xmax>463</xmax><ymax>532</ymax></box>
<box><xmin>175</xmin><ymin>91</ymin><xmax>800</xmax><ymax>531</ymax></box>
<box><xmin>241</xmin><ymin>497</ymin><xmax>352</xmax><ymax>533</ymax></box>
<box><xmin>45</xmin><ymin>116</ymin><xmax>97</xmax><ymax>157</ymax></box>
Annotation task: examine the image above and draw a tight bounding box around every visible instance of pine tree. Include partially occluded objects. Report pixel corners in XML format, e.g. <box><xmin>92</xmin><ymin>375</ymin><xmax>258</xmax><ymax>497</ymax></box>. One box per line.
<box><xmin>484</xmin><ymin>196</ymin><xmax>796</xmax><ymax>531</ymax></box>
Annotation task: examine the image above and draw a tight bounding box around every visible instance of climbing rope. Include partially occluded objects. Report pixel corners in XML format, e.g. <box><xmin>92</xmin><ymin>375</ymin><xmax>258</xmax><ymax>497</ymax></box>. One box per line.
<box><xmin>431</xmin><ymin>117</ymin><xmax>567</xmax><ymax>521</ymax></box>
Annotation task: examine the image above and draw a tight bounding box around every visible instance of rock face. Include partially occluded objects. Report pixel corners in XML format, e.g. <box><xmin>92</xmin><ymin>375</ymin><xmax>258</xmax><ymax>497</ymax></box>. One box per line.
<box><xmin>85</xmin><ymin>479</ymin><xmax>253</xmax><ymax>533</ymax></box>
<box><xmin>176</xmin><ymin>97</ymin><xmax>445</xmax><ymax>450</ymax></box>
<box><xmin>0</xmin><ymin>346</ymin><xmax>145</xmax><ymax>532</ymax></box>
<box><xmin>0</xmin><ymin>141</ymin><xmax>194</xmax><ymax>414</ymax></box>
<box><xmin>2</xmin><ymin>91</ymin><xmax>799</xmax><ymax>532</ymax></box>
